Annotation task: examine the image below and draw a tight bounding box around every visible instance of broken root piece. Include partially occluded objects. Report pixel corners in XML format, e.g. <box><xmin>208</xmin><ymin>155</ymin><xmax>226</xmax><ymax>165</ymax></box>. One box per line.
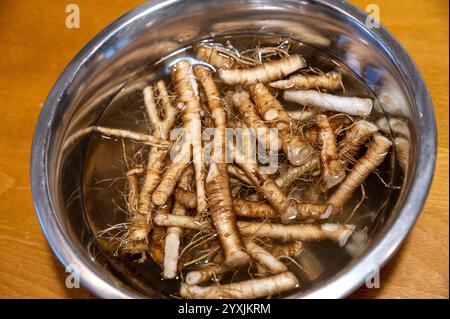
<box><xmin>180</xmin><ymin>272</ymin><xmax>299</xmax><ymax>299</ymax></box>
<box><xmin>219</xmin><ymin>54</ymin><xmax>306</xmax><ymax>85</ymax></box>
<box><xmin>339</xmin><ymin>120</ymin><xmax>378</xmax><ymax>162</ymax></box>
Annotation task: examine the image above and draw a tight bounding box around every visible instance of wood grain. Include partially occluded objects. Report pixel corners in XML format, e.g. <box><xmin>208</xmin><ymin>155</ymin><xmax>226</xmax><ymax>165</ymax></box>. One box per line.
<box><xmin>0</xmin><ymin>0</ymin><xmax>447</xmax><ymax>299</ymax></box>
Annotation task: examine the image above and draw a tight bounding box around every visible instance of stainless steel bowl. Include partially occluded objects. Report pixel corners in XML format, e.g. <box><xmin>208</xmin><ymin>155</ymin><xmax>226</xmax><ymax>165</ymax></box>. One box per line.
<box><xmin>31</xmin><ymin>0</ymin><xmax>436</xmax><ymax>298</ymax></box>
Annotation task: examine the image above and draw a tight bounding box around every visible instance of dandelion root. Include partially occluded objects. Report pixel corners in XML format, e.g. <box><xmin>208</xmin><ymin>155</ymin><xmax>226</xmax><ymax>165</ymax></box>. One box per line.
<box><xmin>284</xmin><ymin>90</ymin><xmax>372</xmax><ymax>117</ymax></box>
<box><xmin>232</xmin><ymin>89</ymin><xmax>281</xmax><ymax>151</ymax></box>
<box><xmin>180</xmin><ymin>271</ymin><xmax>299</xmax><ymax>298</ymax></box>
<box><xmin>196</xmin><ymin>44</ymin><xmax>235</xmax><ymax>70</ymax></box>
<box><xmin>270</xmin><ymin>71</ymin><xmax>342</xmax><ymax>91</ymax></box>
<box><xmin>339</xmin><ymin>120</ymin><xmax>378</xmax><ymax>162</ymax></box>
<box><xmin>64</xmin><ymin>126</ymin><xmax>171</xmax><ymax>150</ymax></box>
<box><xmin>153</xmin><ymin>213</ymin><xmax>354</xmax><ymax>247</ymax></box>
<box><xmin>138</xmin><ymin>81</ymin><xmax>177</xmax><ymax>217</ymax></box>
<box><xmin>394</xmin><ymin>136</ymin><xmax>409</xmax><ymax>174</ymax></box>
<box><xmin>152</xmin><ymin>61</ymin><xmax>207</xmax><ymax>214</ymax></box>
<box><xmin>250</xmin><ymin>83</ymin><xmax>315</xmax><ymax>165</ymax></box>
<box><xmin>163</xmin><ymin>167</ymin><xmax>193</xmax><ymax>278</ymax></box>
<box><xmin>238</xmin><ymin>221</ymin><xmax>355</xmax><ymax>247</ymax></box>
<box><xmin>233</xmin><ymin>198</ymin><xmax>280</xmax><ymax>219</ymax></box>
<box><xmin>329</xmin><ymin>134</ymin><xmax>392</xmax><ymax>210</ymax></box>
<box><xmin>316</xmin><ymin>114</ymin><xmax>346</xmax><ymax>190</ymax></box>
<box><xmin>219</xmin><ymin>54</ymin><xmax>306</xmax><ymax>85</ymax></box>
<box><xmin>275</xmin><ymin>157</ymin><xmax>320</xmax><ymax>188</ymax></box>
<box><xmin>195</xmin><ymin>66</ymin><xmax>250</xmax><ymax>268</ymax></box>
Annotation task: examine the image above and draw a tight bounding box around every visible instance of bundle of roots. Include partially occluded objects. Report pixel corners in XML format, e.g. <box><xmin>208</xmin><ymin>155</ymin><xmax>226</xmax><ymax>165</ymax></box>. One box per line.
<box><xmin>75</xmin><ymin>40</ymin><xmax>396</xmax><ymax>299</ymax></box>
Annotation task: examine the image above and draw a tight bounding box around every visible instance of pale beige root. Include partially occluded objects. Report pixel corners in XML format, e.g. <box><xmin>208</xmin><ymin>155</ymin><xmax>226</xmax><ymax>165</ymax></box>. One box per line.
<box><xmin>270</xmin><ymin>71</ymin><xmax>342</xmax><ymax>90</ymax></box>
<box><xmin>234</xmin><ymin>197</ymin><xmax>331</xmax><ymax>222</ymax></box>
<box><xmin>282</xmin><ymin>201</ymin><xmax>333</xmax><ymax>223</ymax></box>
<box><xmin>138</xmin><ymin>150</ymin><xmax>166</xmax><ymax>210</ymax></box>
<box><xmin>233</xmin><ymin>146</ymin><xmax>331</xmax><ymax>222</ymax></box>
<box><xmin>126</xmin><ymin>82</ymin><xmax>176</xmax><ymax>257</ymax></box>
<box><xmin>196</xmin><ymin>44</ymin><xmax>235</xmax><ymax>70</ymax></box>
<box><xmin>339</xmin><ymin>120</ymin><xmax>378</xmax><ymax>162</ymax></box>
<box><xmin>244</xmin><ymin>239</ymin><xmax>288</xmax><ymax>274</ymax></box>
<box><xmin>234</xmin><ymin>147</ymin><xmax>290</xmax><ymax>217</ymax></box>
<box><xmin>63</xmin><ymin>126</ymin><xmax>171</xmax><ymax>150</ymax></box>
<box><xmin>185</xmin><ymin>263</ymin><xmax>229</xmax><ymax>286</ymax></box>
<box><xmin>163</xmin><ymin>221</ymin><xmax>183</xmax><ymax>278</ymax></box>
<box><xmin>163</xmin><ymin>167</ymin><xmax>194</xmax><ymax>279</ymax></box>
<box><xmin>156</xmin><ymin>80</ymin><xmax>179</xmax><ymax>131</ymax></box>
<box><xmin>175</xmin><ymin>61</ymin><xmax>207</xmax><ymax>215</ymax></box>
<box><xmin>149</xmin><ymin>199</ymin><xmax>173</xmax><ymax>266</ymax></box>
<box><xmin>152</xmin><ymin>161</ymin><xmax>190</xmax><ymax>207</ymax></box>
<box><xmin>233</xmin><ymin>198</ymin><xmax>280</xmax><ymax>219</ymax></box>
<box><xmin>120</xmin><ymin>207</ymin><xmax>151</xmax><ymax>261</ymax></box>
<box><xmin>329</xmin><ymin>134</ymin><xmax>392</xmax><ymax>210</ymax></box>
<box><xmin>286</xmin><ymin>109</ymin><xmax>314</xmax><ymax>122</ymax></box>
<box><xmin>125</xmin><ymin>166</ymin><xmax>144</xmax><ymax>214</ymax></box>
<box><xmin>270</xmin><ymin>241</ymin><xmax>303</xmax><ymax>259</ymax></box>
<box><xmin>249</xmin><ymin>83</ymin><xmax>289</xmax><ymax>121</ymax></box>
<box><xmin>186</xmin><ymin>239</ymin><xmax>293</xmax><ymax>278</ymax></box>
<box><xmin>153</xmin><ymin>213</ymin><xmax>353</xmax><ymax>247</ymax></box>
<box><xmin>219</xmin><ymin>54</ymin><xmax>306</xmax><ymax>85</ymax></box>
<box><xmin>275</xmin><ymin>157</ymin><xmax>320</xmax><ymax>188</ymax></box>
<box><xmin>143</xmin><ymin>82</ymin><xmax>177</xmax><ymax>140</ymax></box>
<box><xmin>238</xmin><ymin>221</ymin><xmax>355</xmax><ymax>247</ymax></box>
<box><xmin>394</xmin><ymin>136</ymin><xmax>409</xmax><ymax>174</ymax></box>
<box><xmin>303</xmin><ymin>116</ymin><xmax>350</xmax><ymax>147</ymax></box>
<box><xmin>316</xmin><ymin>114</ymin><xmax>346</xmax><ymax>190</ymax></box>
<box><xmin>152</xmin><ymin>60</ymin><xmax>207</xmax><ymax>213</ymax></box>
<box><xmin>376</xmin><ymin>117</ymin><xmax>411</xmax><ymax>139</ymax></box>
<box><xmin>195</xmin><ymin>66</ymin><xmax>250</xmax><ymax>268</ymax></box>
<box><xmin>232</xmin><ymin>89</ymin><xmax>281</xmax><ymax>151</ymax></box>
<box><xmin>119</xmin><ymin>167</ymin><xmax>147</xmax><ymax>261</ymax></box>
<box><xmin>227</xmin><ymin>165</ymin><xmax>254</xmax><ymax>186</ymax></box>
<box><xmin>249</xmin><ymin>83</ymin><xmax>315</xmax><ymax>165</ymax></box>
<box><xmin>153</xmin><ymin>212</ymin><xmax>210</xmax><ymax>231</ymax></box>
<box><xmin>284</xmin><ymin>90</ymin><xmax>373</xmax><ymax>117</ymax></box>
<box><xmin>138</xmin><ymin>81</ymin><xmax>178</xmax><ymax>218</ymax></box>
<box><xmin>181</xmin><ymin>271</ymin><xmax>298</xmax><ymax>299</ymax></box>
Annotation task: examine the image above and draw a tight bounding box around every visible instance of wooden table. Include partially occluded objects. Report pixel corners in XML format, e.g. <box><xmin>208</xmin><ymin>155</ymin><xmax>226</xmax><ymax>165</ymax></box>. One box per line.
<box><xmin>0</xmin><ymin>0</ymin><xmax>447</xmax><ymax>299</ymax></box>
